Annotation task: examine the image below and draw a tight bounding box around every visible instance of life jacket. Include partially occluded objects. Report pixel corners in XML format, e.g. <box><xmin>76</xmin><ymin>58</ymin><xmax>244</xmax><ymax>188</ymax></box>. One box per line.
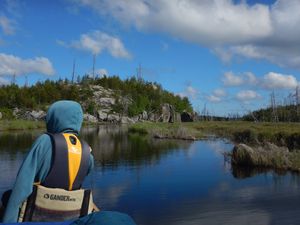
<box><xmin>17</xmin><ymin>133</ymin><xmax>97</xmax><ymax>222</ymax></box>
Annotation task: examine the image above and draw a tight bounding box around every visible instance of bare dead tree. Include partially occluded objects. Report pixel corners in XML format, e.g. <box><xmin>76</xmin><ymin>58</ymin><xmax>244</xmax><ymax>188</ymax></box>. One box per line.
<box><xmin>71</xmin><ymin>59</ymin><xmax>76</xmax><ymax>84</ymax></box>
<box><xmin>271</xmin><ymin>90</ymin><xmax>279</xmax><ymax>122</ymax></box>
<box><xmin>92</xmin><ymin>54</ymin><xmax>96</xmax><ymax>79</ymax></box>
<box><xmin>136</xmin><ymin>63</ymin><xmax>142</xmax><ymax>81</ymax></box>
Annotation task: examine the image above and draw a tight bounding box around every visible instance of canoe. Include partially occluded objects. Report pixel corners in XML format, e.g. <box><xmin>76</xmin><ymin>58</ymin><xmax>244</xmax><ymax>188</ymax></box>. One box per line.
<box><xmin>2</xmin><ymin>211</ymin><xmax>137</xmax><ymax>225</ymax></box>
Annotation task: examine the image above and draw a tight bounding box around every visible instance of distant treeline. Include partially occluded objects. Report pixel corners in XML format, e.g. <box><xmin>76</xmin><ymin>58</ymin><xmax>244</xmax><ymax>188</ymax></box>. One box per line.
<box><xmin>242</xmin><ymin>105</ymin><xmax>300</xmax><ymax>122</ymax></box>
<box><xmin>0</xmin><ymin>75</ymin><xmax>193</xmax><ymax>119</ymax></box>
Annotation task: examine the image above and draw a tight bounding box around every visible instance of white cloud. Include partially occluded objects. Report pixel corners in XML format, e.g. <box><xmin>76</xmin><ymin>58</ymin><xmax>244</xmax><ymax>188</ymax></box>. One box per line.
<box><xmin>244</xmin><ymin>72</ymin><xmax>257</xmax><ymax>85</ymax></box>
<box><xmin>177</xmin><ymin>85</ymin><xmax>199</xmax><ymax>99</ymax></box>
<box><xmin>207</xmin><ymin>88</ymin><xmax>227</xmax><ymax>103</ymax></box>
<box><xmin>262</xmin><ymin>72</ymin><xmax>298</xmax><ymax>90</ymax></box>
<box><xmin>207</xmin><ymin>95</ymin><xmax>221</xmax><ymax>103</ymax></box>
<box><xmin>213</xmin><ymin>88</ymin><xmax>227</xmax><ymax>97</ymax></box>
<box><xmin>64</xmin><ymin>30</ymin><xmax>131</xmax><ymax>59</ymax></box>
<box><xmin>236</xmin><ymin>90</ymin><xmax>260</xmax><ymax>101</ymax></box>
<box><xmin>71</xmin><ymin>0</ymin><xmax>271</xmax><ymax>45</ymax></box>
<box><xmin>222</xmin><ymin>71</ymin><xmax>244</xmax><ymax>86</ymax></box>
<box><xmin>0</xmin><ymin>53</ymin><xmax>55</xmax><ymax>76</ymax></box>
<box><xmin>70</xmin><ymin>0</ymin><xmax>300</xmax><ymax>70</ymax></box>
<box><xmin>95</xmin><ymin>68</ymin><xmax>108</xmax><ymax>77</ymax></box>
<box><xmin>222</xmin><ymin>71</ymin><xmax>298</xmax><ymax>90</ymax></box>
<box><xmin>186</xmin><ymin>86</ymin><xmax>198</xmax><ymax>99</ymax></box>
<box><xmin>0</xmin><ymin>15</ymin><xmax>15</xmax><ymax>35</ymax></box>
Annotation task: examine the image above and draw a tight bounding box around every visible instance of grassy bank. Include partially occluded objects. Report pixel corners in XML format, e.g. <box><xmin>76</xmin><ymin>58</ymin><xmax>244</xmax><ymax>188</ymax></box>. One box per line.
<box><xmin>0</xmin><ymin>120</ymin><xmax>45</xmax><ymax>131</ymax></box>
<box><xmin>129</xmin><ymin>121</ymin><xmax>300</xmax><ymax>171</ymax></box>
<box><xmin>129</xmin><ymin>121</ymin><xmax>300</xmax><ymax>149</ymax></box>
<box><xmin>129</xmin><ymin>121</ymin><xmax>203</xmax><ymax>140</ymax></box>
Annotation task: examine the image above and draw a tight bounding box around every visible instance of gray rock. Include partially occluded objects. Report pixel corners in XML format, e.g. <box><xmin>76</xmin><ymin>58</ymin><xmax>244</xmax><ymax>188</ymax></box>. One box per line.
<box><xmin>181</xmin><ymin>111</ymin><xmax>193</xmax><ymax>122</ymax></box>
<box><xmin>98</xmin><ymin>97</ymin><xmax>116</xmax><ymax>107</ymax></box>
<box><xmin>120</xmin><ymin>116</ymin><xmax>135</xmax><ymax>124</ymax></box>
<box><xmin>174</xmin><ymin>112</ymin><xmax>182</xmax><ymax>122</ymax></box>
<box><xmin>13</xmin><ymin>108</ymin><xmax>20</xmax><ymax>117</ymax></box>
<box><xmin>148</xmin><ymin>112</ymin><xmax>159</xmax><ymax>122</ymax></box>
<box><xmin>97</xmin><ymin>110</ymin><xmax>108</xmax><ymax>121</ymax></box>
<box><xmin>107</xmin><ymin>114</ymin><xmax>120</xmax><ymax>123</ymax></box>
<box><xmin>84</xmin><ymin>114</ymin><xmax>98</xmax><ymax>123</ymax></box>
<box><xmin>141</xmin><ymin>111</ymin><xmax>148</xmax><ymax>120</ymax></box>
<box><xmin>160</xmin><ymin>103</ymin><xmax>171</xmax><ymax>123</ymax></box>
<box><xmin>30</xmin><ymin>110</ymin><xmax>46</xmax><ymax>120</ymax></box>
<box><xmin>131</xmin><ymin>116</ymin><xmax>140</xmax><ymax>123</ymax></box>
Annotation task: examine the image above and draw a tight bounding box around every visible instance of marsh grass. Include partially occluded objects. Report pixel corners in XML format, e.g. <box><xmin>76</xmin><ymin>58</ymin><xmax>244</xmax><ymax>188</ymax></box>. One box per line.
<box><xmin>129</xmin><ymin>121</ymin><xmax>300</xmax><ymax>149</ymax></box>
<box><xmin>0</xmin><ymin>120</ymin><xmax>45</xmax><ymax>131</ymax></box>
<box><xmin>129</xmin><ymin>122</ymin><xmax>202</xmax><ymax>140</ymax></box>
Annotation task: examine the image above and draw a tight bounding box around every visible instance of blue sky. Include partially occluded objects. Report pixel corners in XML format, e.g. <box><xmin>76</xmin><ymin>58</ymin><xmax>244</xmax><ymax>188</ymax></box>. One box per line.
<box><xmin>0</xmin><ymin>0</ymin><xmax>300</xmax><ymax>116</ymax></box>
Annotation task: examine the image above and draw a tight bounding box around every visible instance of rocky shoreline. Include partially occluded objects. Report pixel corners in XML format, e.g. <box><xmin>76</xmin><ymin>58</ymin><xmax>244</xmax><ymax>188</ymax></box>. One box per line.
<box><xmin>3</xmin><ymin>105</ymin><xmax>196</xmax><ymax>125</ymax></box>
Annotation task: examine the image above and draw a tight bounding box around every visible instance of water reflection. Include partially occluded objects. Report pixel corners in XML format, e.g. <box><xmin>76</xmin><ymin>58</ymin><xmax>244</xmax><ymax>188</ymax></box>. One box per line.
<box><xmin>1</xmin><ymin>126</ymin><xmax>300</xmax><ymax>225</ymax></box>
<box><xmin>81</xmin><ymin>125</ymin><xmax>192</xmax><ymax>168</ymax></box>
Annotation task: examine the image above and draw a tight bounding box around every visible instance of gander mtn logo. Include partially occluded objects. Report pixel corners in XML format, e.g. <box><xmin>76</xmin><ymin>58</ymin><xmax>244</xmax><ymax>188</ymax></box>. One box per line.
<box><xmin>44</xmin><ymin>193</ymin><xmax>76</xmax><ymax>202</ymax></box>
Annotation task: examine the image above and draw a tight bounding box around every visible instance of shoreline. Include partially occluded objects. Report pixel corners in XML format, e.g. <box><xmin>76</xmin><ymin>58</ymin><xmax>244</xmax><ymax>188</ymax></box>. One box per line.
<box><xmin>2</xmin><ymin>120</ymin><xmax>300</xmax><ymax>171</ymax></box>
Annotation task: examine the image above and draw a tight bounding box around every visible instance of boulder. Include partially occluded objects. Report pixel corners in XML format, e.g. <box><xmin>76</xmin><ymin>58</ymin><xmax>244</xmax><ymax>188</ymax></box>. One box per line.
<box><xmin>120</xmin><ymin>116</ymin><xmax>135</xmax><ymax>124</ymax></box>
<box><xmin>141</xmin><ymin>111</ymin><xmax>148</xmax><ymax>120</ymax></box>
<box><xmin>148</xmin><ymin>112</ymin><xmax>159</xmax><ymax>122</ymax></box>
<box><xmin>131</xmin><ymin>116</ymin><xmax>140</xmax><ymax>123</ymax></box>
<box><xmin>84</xmin><ymin>114</ymin><xmax>98</xmax><ymax>123</ymax></box>
<box><xmin>98</xmin><ymin>98</ymin><xmax>116</xmax><ymax>107</ymax></box>
<box><xmin>107</xmin><ymin>114</ymin><xmax>120</xmax><ymax>123</ymax></box>
<box><xmin>21</xmin><ymin>110</ymin><xmax>46</xmax><ymax>121</ymax></box>
<box><xmin>97</xmin><ymin>110</ymin><xmax>108</xmax><ymax>121</ymax></box>
<box><xmin>174</xmin><ymin>112</ymin><xmax>182</xmax><ymax>122</ymax></box>
<box><xmin>181</xmin><ymin>111</ymin><xmax>193</xmax><ymax>122</ymax></box>
<box><xmin>160</xmin><ymin>103</ymin><xmax>172</xmax><ymax>123</ymax></box>
<box><xmin>13</xmin><ymin>108</ymin><xmax>20</xmax><ymax>117</ymax></box>
<box><xmin>30</xmin><ymin>110</ymin><xmax>46</xmax><ymax>121</ymax></box>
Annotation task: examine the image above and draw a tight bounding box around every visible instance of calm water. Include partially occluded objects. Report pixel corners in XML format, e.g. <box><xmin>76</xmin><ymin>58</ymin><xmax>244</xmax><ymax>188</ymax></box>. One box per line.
<box><xmin>1</xmin><ymin>125</ymin><xmax>300</xmax><ymax>225</ymax></box>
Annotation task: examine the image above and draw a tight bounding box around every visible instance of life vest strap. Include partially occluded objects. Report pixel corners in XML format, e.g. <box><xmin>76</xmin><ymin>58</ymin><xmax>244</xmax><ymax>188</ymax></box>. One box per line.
<box><xmin>80</xmin><ymin>189</ymin><xmax>91</xmax><ymax>217</ymax></box>
<box><xmin>43</xmin><ymin>133</ymin><xmax>69</xmax><ymax>190</ymax></box>
<box><xmin>22</xmin><ymin>185</ymin><xmax>38</xmax><ymax>222</ymax></box>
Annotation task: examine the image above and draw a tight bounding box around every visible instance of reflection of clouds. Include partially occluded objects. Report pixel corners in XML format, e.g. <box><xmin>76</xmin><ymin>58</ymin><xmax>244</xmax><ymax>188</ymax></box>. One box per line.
<box><xmin>93</xmin><ymin>182</ymin><xmax>130</xmax><ymax>209</ymax></box>
<box><xmin>143</xmin><ymin>173</ymin><xmax>300</xmax><ymax>225</ymax></box>
<box><xmin>206</xmin><ymin>139</ymin><xmax>233</xmax><ymax>155</ymax></box>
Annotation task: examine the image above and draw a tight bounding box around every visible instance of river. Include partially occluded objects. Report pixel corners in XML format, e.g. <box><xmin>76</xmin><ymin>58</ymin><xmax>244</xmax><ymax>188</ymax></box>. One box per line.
<box><xmin>1</xmin><ymin>125</ymin><xmax>300</xmax><ymax>225</ymax></box>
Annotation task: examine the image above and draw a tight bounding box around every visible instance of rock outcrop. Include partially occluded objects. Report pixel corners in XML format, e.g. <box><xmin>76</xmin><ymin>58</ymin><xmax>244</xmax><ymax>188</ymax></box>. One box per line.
<box><xmin>84</xmin><ymin>114</ymin><xmax>98</xmax><ymax>123</ymax></box>
<box><xmin>181</xmin><ymin>111</ymin><xmax>193</xmax><ymax>122</ymax></box>
<box><xmin>6</xmin><ymin>85</ymin><xmax>190</xmax><ymax>124</ymax></box>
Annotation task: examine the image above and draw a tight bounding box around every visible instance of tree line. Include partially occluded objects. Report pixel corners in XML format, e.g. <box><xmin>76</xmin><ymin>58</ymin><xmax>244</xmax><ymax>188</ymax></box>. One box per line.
<box><xmin>0</xmin><ymin>75</ymin><xmax>193</xmax><ymax>119</ymax></box>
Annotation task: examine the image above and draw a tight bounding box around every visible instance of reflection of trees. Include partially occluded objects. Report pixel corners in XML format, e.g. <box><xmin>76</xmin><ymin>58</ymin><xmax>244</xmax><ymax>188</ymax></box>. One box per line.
<box><xmin>231</xmin><ymin>165</ymin><xmax>271</xmax><ymax>179</ymax></box>
<box><xmin>231</xmin><ymin>164</ymin><xmax>300</xmax><ymax>180</ymax></box>
<box><xmin>0</xmin><ymin>131</ymin><xmax>41</xmax><ymax>155</ymax></box>
<box><xmin>0</xmin><ymin>125</ymin><xmax>193</xmax><ymax>167</ymax></box>
<box><xmin>81</xmin><ymin>125</ymin><xmax>192</xmax><ymax>168</ymax></box>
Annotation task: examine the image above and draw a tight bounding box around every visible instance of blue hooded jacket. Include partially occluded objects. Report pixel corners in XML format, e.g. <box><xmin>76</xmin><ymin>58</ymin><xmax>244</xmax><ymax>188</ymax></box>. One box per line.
<box><xmin>2</xmin><ymin>100</ymin><xmax>94</xmax><ymax>223</ymax></box>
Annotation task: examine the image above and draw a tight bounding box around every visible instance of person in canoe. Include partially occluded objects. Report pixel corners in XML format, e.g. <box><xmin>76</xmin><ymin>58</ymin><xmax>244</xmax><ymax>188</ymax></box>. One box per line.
<box><xmin>1</xmin><ymin>100</ymin><xmax>97</xmax><ymax>223</ymax></box>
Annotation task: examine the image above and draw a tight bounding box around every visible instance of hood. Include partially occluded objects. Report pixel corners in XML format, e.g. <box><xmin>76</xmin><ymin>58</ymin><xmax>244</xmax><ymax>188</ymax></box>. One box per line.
<box><xmin>46</xmin><ymin>100</ymin><xmax>83</xmax><ymax>134</ymax></box>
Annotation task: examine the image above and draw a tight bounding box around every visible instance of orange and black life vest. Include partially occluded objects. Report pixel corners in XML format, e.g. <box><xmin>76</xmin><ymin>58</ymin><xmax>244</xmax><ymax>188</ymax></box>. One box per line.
<box><xmin>18</xmin><ymin>133</ymin><xmax>96</xmax><ymax>222</ymax></box>
<box><xmin>43</xmin><ymin>133</ymin><xmax>91</xmax><ymax>191</ymax></box>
